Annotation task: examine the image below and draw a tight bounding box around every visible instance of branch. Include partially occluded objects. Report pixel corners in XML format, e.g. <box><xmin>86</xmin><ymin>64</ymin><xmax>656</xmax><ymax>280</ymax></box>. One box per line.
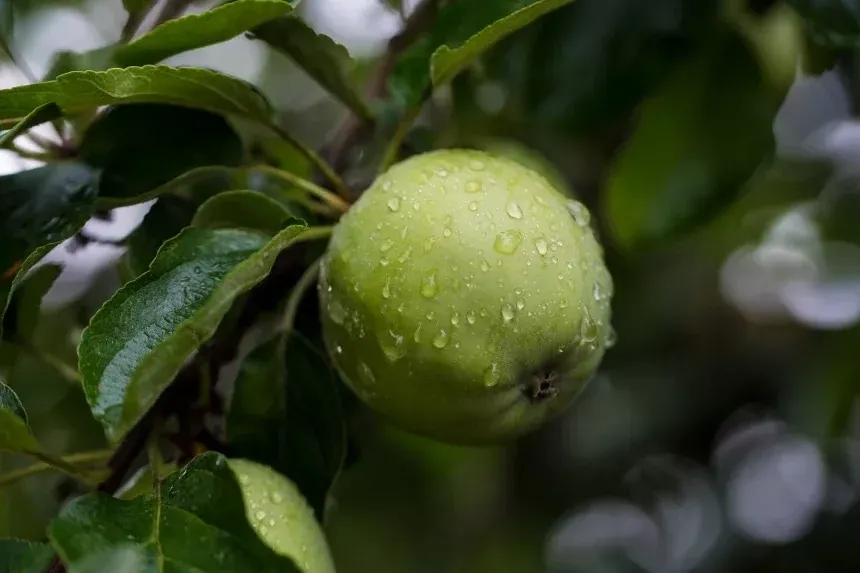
<box><xmin>326</xmin><ymin>0</ymin><xmax>439</xmax><ymax>173</ymax></box>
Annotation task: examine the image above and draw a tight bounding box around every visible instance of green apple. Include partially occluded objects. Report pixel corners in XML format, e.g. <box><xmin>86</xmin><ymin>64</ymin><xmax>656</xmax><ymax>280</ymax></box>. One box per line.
<box><xmin>319</xmin><ymin>149</ymin><xmax>614</xmax><ymax>444</ymax></box>
<box><xmin>478</xmin><ymin>138</ymin><xmax>573</xmax><ymax>197</ymax></box>
<box><xmin>228</xmin><ymin>458</ymin><xmax>335</xmax><ymax>573</ymax></box>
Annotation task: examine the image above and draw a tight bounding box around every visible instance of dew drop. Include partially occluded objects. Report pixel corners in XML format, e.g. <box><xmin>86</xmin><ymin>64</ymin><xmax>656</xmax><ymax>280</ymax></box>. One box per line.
<box><xmin>379</xmin><ymin>329</ymin><xmax>406</xmax><ymax>362</ymax></box>
<box><xmin>420</xmin><ymin>271</ymin><xmax>439</xmax><ymax>298</ymax></box>
<box><xmin>469</xmin><ymin>160</ymin><xmax>485</xmax><ymax>171</ymax></box>
<box><xmin>535</xmin><ymin>238</ymin><xmax>548</xmax><ymax>256</ymax></box>
<box><xmin>593</xmin><ymin>282</ymin><xmax>604</xmax><ymax>301</ymax></box>
<box><xmin>259</xmin><ymin>525</ymin><xmax>268</xmax><ymax>535</ymax></box>
<box><xmin>494</xmin><ymin>230</ymin><xmax>523</xmax><ymax>254</ymax></box>
<box><xmin>466</xmin><ymin>311</ymin><xmax>477</xmax><ymax>324</ymax></box>
<box><xmin>437</xmin><ymin>169</ymin><xmax>449</xmax><ymax>178</ymax></box>
<box><xmin>413</xmin><ymin>324</ymin><xmax>422</xmax><ymax>343</ymax></box>
<box><xmin>387</xmin><ymin>197</ymin><xmax>401</xmax><ymax>212</ymax></box>
<box><xmin>382</xmin><ymin>180</ymin><xmax>393</xmax><ymax>191</ymax></box>
<box><xmin>336</xmin><ymin>345</ymin><xmax>343</xmax><ymax>354</ymax></box>
<box><xmin>443</xmin><ymin>227</ymin><xmax>452</xmax><ymax>238</ymax></box>
<box><xmin>380</xmin><ymin>239</ymin><xmax>394</xmax><ymax>252</ymax></box>
<box><xmin>516</xmin><ymin>299</ymin><xmax>525</xmax><ymax>310</ymax></box>
<box><xmin>382</xmin><ymin>280</ymin><xmax>392</xmax><ymax>299</ymax></box>
<box><xmin>451</xmin><ymin>312</ymin><xmax>460</xmax><ymax>326</ymax></box>
<box><xmin>468</xmin><ymin>201</ymin><xmax>478</xmax><ymax>211</ymax></box>
<box><xmin>465</xmin><ymin>180</ymin><xmax>482</xmax><ymax>193</ymax></box>
<box><xmin>270</xmin><ymin>492</ymin><xmax>283</xmax><ymax>504</ymax></box>
<box><xmin>398</xmin><ymin>247</ymin><xmax>413</xmax><ymax>264</ymax></box>
<box><xmin>580</xmin><ymin>310</ymin><xmax>598</xmax><ymax>342</ymax></box>
<box><xmin>239</xmin><ymin>474</ymin><xmax>250</xmax><ymax>485</ymax></box>
<box><xmin>328</xmin><ymin>299</ymin><xmax>346</xmax><ymax>325</ymax></box>
<box><xmin>605</xmin><ymin>325</ymin><xmax>618</xmax><ymax>348</ymax></box>
<box><xmin>567</xmin><ymin>201</ymin><xmax>590</xmax><ymax>226</ymax></box>
<box><xmin>255</xmin><ymin>510</ymin><xmax>267</xmax><ymax>521</ymax></box>
<box><xmin>483</xmin><ymin>363</ymin><xmax>499</xmax><ymax>387</ymax></box>
<box><xmin>505</xmin><ymin>201</ymin><xmax>524</xmax><ymax>220</ymax></box>
<box><xmin>480</xmin><ymin>260</ymin><xmax>490</xmax><ymax>272</ymax></box>
<box><xmin>380</xmin><ymin>257</ymin><xmax>390</xmax><ymax>266</ymax></box>
<box><xmin>501</xmin><ymin>303</ymin><xmax>515</xmax><ymax>322</ymax></box>
<box><xmin>268</xmin><ymin>518</ymin><xmax>276</xmax><ymax>527</ymax></box>
<box><xmin>424</xmin><ymin>237</ymin><xmax>437</xmax><ymax>252</ymax></box>
<box><xmin>432</xmin><ymin>329</ymin><xmax>450</xmax><ymax>348</ymax></box>
<box><xmin>559</xmin><ymin>299</ymin><xmax>569</xmax><ymax>309</ymax></box>
<box><xmin>480</xmin><ymin>309</ymin><xmax>487</xmax><ymax>317</ymax></box>
<box><xmin>358</xmin><ymin>362</ymin><xmax>375</xmax><ymax>385</ymax></box>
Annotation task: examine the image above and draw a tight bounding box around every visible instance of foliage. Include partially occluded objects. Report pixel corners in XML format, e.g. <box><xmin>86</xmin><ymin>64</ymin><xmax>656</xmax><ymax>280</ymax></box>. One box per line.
<box><xmin>0</xmin><ymin>0</ymin><xmax>857</xmax><ymax>571</ymax></box>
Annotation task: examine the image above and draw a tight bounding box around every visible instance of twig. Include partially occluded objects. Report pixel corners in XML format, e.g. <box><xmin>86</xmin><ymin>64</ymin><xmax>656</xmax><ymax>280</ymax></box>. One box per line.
<box><xmin>280</xmin><ymin>257</ymin><xmax>321</xmax><ymax>334</ymax></box>
<box><xmin>4</xmin><ymin>341</ymin><xmax>82</xmax><ymax>384</ymax></box>
<box><xmin>0</xmin><ymin>449</ymin><xmax>113</xmax><ymax>488</ymax></box>
<box><xmin>378</xmin><ymin>105</ymin><xmax>421</xmax><ymax>174</ymax></box>
<box><xmin>120</xmin><ymin>0</ymin><xmax>158</xmax><ymax>42</ymax></box>
<box><xmin>326</xmin><ymin>0</ymin><xmax>439</xmax><ymax>173</ymax></box>
<box><xmin>152</xmin><ymin>0</ymin><xmax>196</xmax><ymax>28</ymax></box>
<box><xmin>269</xmin><ymin>124</ymin><xmax>350</xmax><ymax>198</ymax></box>
<box><xmin>254</xmin><ymin>165</ymin><xmax>350</xmax><ymax>214</ymax></box>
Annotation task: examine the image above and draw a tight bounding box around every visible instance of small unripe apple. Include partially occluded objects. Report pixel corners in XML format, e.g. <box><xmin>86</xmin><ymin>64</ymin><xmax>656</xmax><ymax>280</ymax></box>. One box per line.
<box><xmin>228</xmin><ymin>459</ymin><xmax>335</xmax><ymax>573</ymax></box>
<box><xmin>319</xmin><ymin>149</ymin><xmax>614</xmax><ymax>444</ymax></box>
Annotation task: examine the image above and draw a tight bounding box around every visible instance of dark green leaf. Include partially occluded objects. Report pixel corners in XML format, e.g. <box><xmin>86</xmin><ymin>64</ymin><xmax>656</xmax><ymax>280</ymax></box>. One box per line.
<box><xmin>227</xmin><ymin>333</ymin><xmax>345</xmax><ymax>521</ymax></box>
<box><xmin>0</xmin><ymin>163</ymin><xmax>98</xmax><ymax>339</ymax></box>
<box><xmin>788</xmin><ymin>0</ymin><xmax>860</xmax><ymax>46</ymax></box>
<box><xmin>0</xmin><ymin>538</ymin><xmax>54</xmax><ymax>573</ymax></box>
<box><xmin>43</xmin><ymin>47</ymin><xmax>117</xmax><ymax>81</ymax></box>
<box><xmin>80</xmin><ymin>104</ymin><xmax>243</xmax><ymax>202</ymax></box>
<box><xmin>1</xmin><ymin>263</ymin><xmax>62</xmax><ymax>346</ymax></box>
<box><xmin>486</xmin><ymin>0</ymin><xmax>710</xmax><ymax>135</ymax></box>
<box><xmin>191</xmin><ymin>190</ymin><xmax>294</xmax><ymax>235</ymax></box>
<box><xmin>0</xmin><ymin>66</ymin><xmax>272</xmax><ymax>128</ymax></box>
<box><xmin>606</xmin><ymin>32</ymin><xmax>782</xmax><ymax>249</ymax></box>
<box><xmin>390</xmin><ymin>0</ymin><xmax>573</xmax><ymax>108</ymax></box>
<box><xmin>0</xmin><ymin>103</ymin><xmax>61</xmax><ymax>148</ymax></box>
<box><xmin>125</xmin><ymin>197</ymin><xmax>198</xmax><ymax>278</ymax></box>
<box><xmin>252</xmin><ymin>16</ymin><xmax>372</xmax><ymax>119</ymax></box>
<box><xmin>115</xmin><ymin>0</ymin><xmax>296</xmax><ymax>67</ymax></box>
<box><xmin>123</xmin><ymin>0</ymin><xmax>152</xmax><ymax>16</ymax></box>
<box><xmin>49</xmin><ymin>452</ymin><xmax>300</xmax><ymax>573</ymax></box>
<box><xmin>0</xmin><ymin>380</ymin><xmax>41</xmax><ymax>453</ymax></box>
<box><xmin>79</xmin><ymin>221</ymin><xmax>309</xmax><ymax>443</ymax></box>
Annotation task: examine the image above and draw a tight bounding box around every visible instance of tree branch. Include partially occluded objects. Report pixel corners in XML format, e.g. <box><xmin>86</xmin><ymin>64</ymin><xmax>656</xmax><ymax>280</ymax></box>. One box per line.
<box><xmin>325</xmin><ymin>0</ymin><xmax>439</xmax><ymax>173</ymax></box>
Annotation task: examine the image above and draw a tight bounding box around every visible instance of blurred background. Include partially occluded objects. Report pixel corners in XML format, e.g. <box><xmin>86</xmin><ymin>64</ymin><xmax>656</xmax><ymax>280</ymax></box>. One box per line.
<box><xmin>4</xmin><ymin>0</ymin><xmax>860</xmax><ymax>572</ymax></box>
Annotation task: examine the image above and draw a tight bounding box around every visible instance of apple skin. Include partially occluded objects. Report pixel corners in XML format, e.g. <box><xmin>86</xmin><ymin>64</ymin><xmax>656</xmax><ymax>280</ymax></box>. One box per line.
<box><xmin>228</xmin><ymin>459</ymin><xmax>336</xmax><ymax>573</ymax></box>
<box><xmin>318</xmin><ymin>149</ymin><xmax>614</xmax><ymax>444</ymax></box>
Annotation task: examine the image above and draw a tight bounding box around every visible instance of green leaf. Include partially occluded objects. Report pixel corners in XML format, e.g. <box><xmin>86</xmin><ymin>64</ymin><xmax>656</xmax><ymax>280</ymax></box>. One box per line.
<box><xmin>252</xmin><ymin>16</ymin><xmax>372</xmax><ymax>119</ymax></box>
<box><xmin>115</xmin><ymin>0</ymin><xmax>296</xmax><ymax>67</ymax></box>
<box><xmin>227</xmin><ymin>333</ymin><xmax>344</xmax><ymax>520</ymax></box>
<box><xmin>0</xmin><ymin>66</ymin><xmax>273</xmax><ymax>128</ymax></box>
<box><xmin>788</xmin><ymin>0</ymin><xmax>860</xmax><ymax>46</ymax></box>
<box><xmin>390</xmin><ymin>0</ymin><xmax>573</xmax><ymax>108</ymax></box>
<box><xmin>0</xmin><ymin>538</ymin><xmax>54</xmax><ymax>572</ymax></box>
<box><xmin>0</xmin><ymin>381</ymin><xmax>41</xmax><ymax>454</ymax></box>
<box><xmin>606</xmin><ymin>32</ymin><xmax>781</xmax><ymax>249</ymax></box>
<box><xmin>43</xmin><ymin>47</ymin><xmax>117</xmax><ymax>81</ymax></box>
<box><xmin>0</xmin><ymin>163</ymin><xmax>98</xmax><ymax>340</ymax></box>
<box><xmin>123</xmin><ymin>0</ymin><xmax>152</xmax><ymax>16</ymax></box>
<box><xmin>1</xmin><ymin>263</ymin><xmax>62</xmax><ymax>346</ymax></box>
<box><xmin>191</xmin><ymin>190</ymin><xmax>294</xmax><ymax>235</ymax></box>
<box><xmin>79</xmin><ymin>221</ymin><xmax>309</xmax><ymax>443</ymax></box>
<box><xmin>225</xmin><ymin>335</ymin><xmax>339</xmax><ymax>520</ymax></box>
<box><xmin>80</xmin><ymin>104</ymin><xmax>243</xmax><ymax>202</ymax></box>
<box><xmin>0</xmin><ymin>103</ymin><xmax>61</xmax><ymax>148</ymax></box>
<box><xmin>49</xmin><ymin>452</ymin><xmax>300</xmax><ymax>573</ymax></box>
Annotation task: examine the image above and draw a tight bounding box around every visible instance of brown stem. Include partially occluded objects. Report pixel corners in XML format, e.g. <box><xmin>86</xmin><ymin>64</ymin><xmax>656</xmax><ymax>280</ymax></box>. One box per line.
<box><xmin>325</xmin><ymin>0</ymin><xmax>439</xmax><ymax>173</ymax></box>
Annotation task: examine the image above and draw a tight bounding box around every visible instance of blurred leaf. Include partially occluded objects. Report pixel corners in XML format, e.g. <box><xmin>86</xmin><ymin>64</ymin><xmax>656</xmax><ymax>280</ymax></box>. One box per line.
<box><xmin>0</xmin><ymin>164</ymin><xmax>98</xmax><ymax>340</ymax></box>
<box><xmin>191</xmin><ymin>190</ymin><xmax>294</xmax><ymax>235</ymax></box>
<box><xmin>122</xmin><ymin>0</ymin><xmax>152</xmax><ymax>16</ymax></box>
<box><xmin>0</xmin><ymin>381</ymin><xmax>41</xmax><ymax>454</ymax></box>
<box><xmin>1</xmin><ymin>264</ymin><xmax>62</xmax><ymax>346</ymax></box>
<box><xmin>80</xmin><ymin>104</ymin><xmax>243</xmax><ymax>202</ymax></box>
<box><xmin>788</xmin><ymin>0</ymin><xmax>860</xmax><ymax>46</ymax></box>
<box><xmin>0</xmin><ymin>66</ymin><xmax>272</xmax><ymax>128</ymax></box>
<box><xmin>390</xmin><ymin>0</ymin><xmax>573</xmax><ymax>108</ymax></box>
<box><xmin>252</xmin><ymin>16</ymin><xmax>372</xmax><ymax>119</ymax></box>
<box><xmin>114</xmin><ymin>0</ymin><xmax>296</xmax><ymax>67</ymax></box>
<box><xmin>226</xmin><ymin>333</ymin><xmax>345</xmax><ymax>520</ymax></box>
<box><xmin>486</xmin><ymin>0</ymin><xmax>709</xmax><ymax>134</ymax></box>
<box><xmin>125</xmin><ymin>197</ymin><xmax>197</xmax><ymax>277</ymax></box>
<box><xmin>115</xmin><ymin>462</ymin><xmax>179</xmax><ymax>500</ymax></box>
<box><xmin>78</xmin><ymin>221</ymin><xmax>309</xmax><ymax>443</ymax></box>
<box><xmin>0</xmin><ymin>538</ymin><xmax>54</xmax><ymax>572</ymax></box>
<box><xmin>49</xmin><ymin>452</ymin><xmax>300</xmax><ymax>572</ymax></box>
<box><xmin>606</xmin><ymin>32</ymin><xmax>781</xmax><ymax>249</ymax></box>
<box><xmin>43</xmin><ymin>47</ymin><xmax>117</xmax><ymax>81</ymax></box>
<box><xmin>0</xmin><ymin>103</ymin><xmax>61</xmax><ymax>148</ymax></box>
